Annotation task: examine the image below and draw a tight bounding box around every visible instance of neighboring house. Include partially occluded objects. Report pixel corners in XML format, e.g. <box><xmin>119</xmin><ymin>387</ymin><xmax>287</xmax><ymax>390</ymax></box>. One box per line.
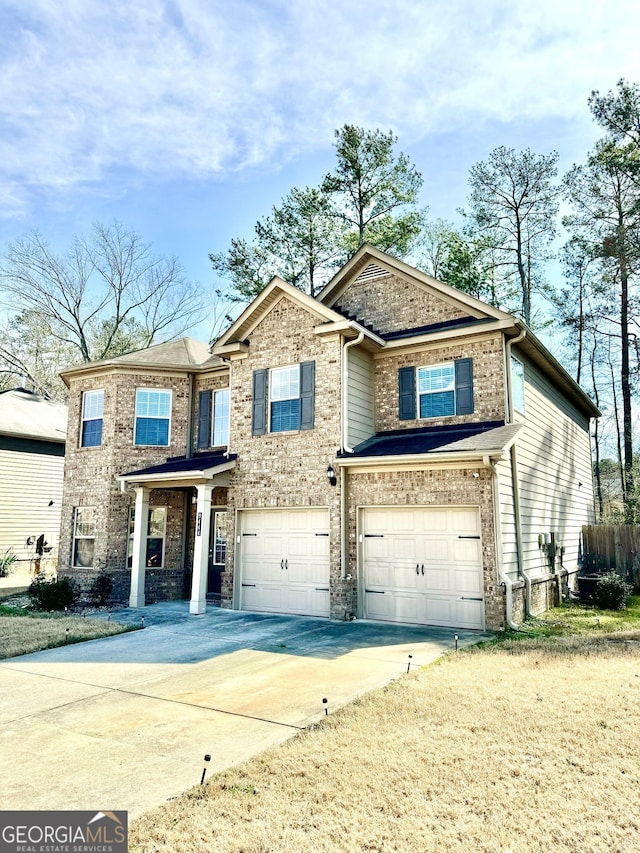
<box><xmin>0</xmin><ymin>388</ymin><xmax>67</xmax><ymax>573</ymax></box>
<box><xmin>58</xmin><ymin>246</ymin><xmax>599</xmax><ymax>630</ymax></box>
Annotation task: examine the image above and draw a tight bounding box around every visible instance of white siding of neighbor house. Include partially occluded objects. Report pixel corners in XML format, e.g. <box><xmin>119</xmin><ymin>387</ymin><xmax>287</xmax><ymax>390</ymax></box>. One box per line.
<box><xmin>513</xmin><ymin>352</ymin><xmax>594</xmax><ymax>578</ymax></box>
<box><xmin>496</xmin><ymin>456</ymin><xmax>519</xmax><ymax>580</ymax></box>
<box><xmin>347</xmin><ymin>346</ymin><xmax>375</xmax><ymax>448</ymax></box>
<box><xmin>0</xmin><ymin>446</ymin><xmax>64</xmax><ymax>567</ymax></box>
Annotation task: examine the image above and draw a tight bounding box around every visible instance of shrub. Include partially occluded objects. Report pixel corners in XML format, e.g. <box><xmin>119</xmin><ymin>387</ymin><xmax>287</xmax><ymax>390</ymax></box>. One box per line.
<box><xmin>28</xmin><ymin>576</ymin><xmax>79</xmax><ymax>611</ymax></box>
<box><xmin>593</xmin><ymin>573</ymin><xmax>632</xmax><ymax>611</ymax></box>
<box><xmin>88</xmin><ymin>571</ymin><xmax>113</xmax><ymax>607</ymax></box>
<box><xmin>0</xmin><ymin>549</ymin><xmax>18</xmax><ymax>577</ymax></box>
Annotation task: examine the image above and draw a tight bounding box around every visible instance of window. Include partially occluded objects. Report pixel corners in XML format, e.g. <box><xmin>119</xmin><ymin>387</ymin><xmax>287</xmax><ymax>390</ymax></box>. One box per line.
<box><xmin>252</xmin><ymin>362</ymin><xmax>315</xmax><ymax>435</ymax></box>
<box><xmin>127</xmin><ymin>507</ymin><xmax>166</xmax><ymax>568</ymax></box>
<box><xmin>418</xmin><ymin>363</ymin><xmax>456</xmax><ymax>418</ymax></box>
<box><xmin>212</xmin><ymin>510</ymin><xmax>227</xmax><ymax>565</ymax></box>
<box><xmin>399</xmin><ymin>359</ymin><xmax>473</xmax><ymax>420</ymax></box>
<box><xmin>73</xmin><ymin>507</ymin><xmax>96</xmax><ymax>568</ymax></box>
<box><xmin>212</xmin><ymin>388</ymin><xmax>230</xmax><ymax>446</ymax></box>
<box><xmin>81</xmin><ymin>390</ymin><xmax>104</xmax><ymax>447</ymax></box>
<box><xmin>270</xmin><ymin>365</ymin><xmax>301</xmax><ymax>432</ymax></box>
<box><xmin>511</xmin><ymin>356</ymin><xmax>525</xmax><ymax>413</ymax></box>
<box><xmin>135</xmin><ymin>389</ymin><xmax>171</xmax><ymax>446</ymax></box>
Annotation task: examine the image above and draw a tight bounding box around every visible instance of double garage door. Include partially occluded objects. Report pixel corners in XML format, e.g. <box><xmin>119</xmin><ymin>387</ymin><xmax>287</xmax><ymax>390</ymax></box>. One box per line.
<box><xmin>238</xmin><ymin>508</ymin><xmax>330</xmax><ymax>617</ymax></box>
<box><xmin>362</xmin><ymin>506</ymin><xmax>484</xmax><ymax>630</ymax></box>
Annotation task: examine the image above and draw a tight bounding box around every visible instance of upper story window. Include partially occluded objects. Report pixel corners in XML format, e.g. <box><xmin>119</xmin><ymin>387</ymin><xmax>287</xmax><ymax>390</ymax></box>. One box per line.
<box><xmin>197</xmin><ymin>387</ymin><xmax>230</xmax><ymax>449</ymax></box>
<box><xmin>399</xmin><ymin>359</ymin><xmax>474</xmax><ymax>421</ymax></box>
<box><xmin>270</xmin><ymin>365</ymin><xmax>301</xmax><ymax>432</ymax></box>
<box><xmin>213</xmin><ymin>388</ymin><xmax>230</xmax><ymax>446</ymax></box>
<box><xmin>418</xmin><ymin>363</ymin><xmax>456</xmax><ymax>418</ymax></box>
<box><xmin>81</xmin><ymin>390</ymin><xmax>104</xmax><ymax>447</ymax></box>
<box><xmin>73</xmin><ymin>507</ymin><xmax>96</xmax><ymax>568</ymax></box>
<box><xmin>135</xmin><ymin>389</ymin><xmax>171</xmax><ymax>446</ymax></box>
<box><xmin>511</xmin><ymin>356</ymin><xmax>525</xmax><ymax>413</ymax></box>
<box><xmin>251</xmin><ymin>361</ymin><xmax>315</xmax><ymax>436</ymax></box>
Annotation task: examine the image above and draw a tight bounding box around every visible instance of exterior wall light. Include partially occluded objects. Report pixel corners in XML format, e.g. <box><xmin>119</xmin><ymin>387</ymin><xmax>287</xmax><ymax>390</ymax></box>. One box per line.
<box><xmin>327</xmin><ymin>465</ymin><xmax>337</xmax><ymax>487</ymax></box>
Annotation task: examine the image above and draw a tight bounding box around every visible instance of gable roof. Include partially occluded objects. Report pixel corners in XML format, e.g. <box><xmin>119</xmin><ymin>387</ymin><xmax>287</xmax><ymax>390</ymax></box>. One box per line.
<box><xmin>60</xmin><ymin>338</ymin><xmax>222</xmax><ymax>386</ymax></box>
<box><xmin>317</xmin><ymin>244</ymin><xmax>513</xmax><ymax>323</ymax></box>
<box><xmin>213</xmin><ymin>277</ymin><xmax>344</xmax><ymax>349</ymax></box>
<box><xmin>0</xmin><ymin>388</ymin><xmax>67</xmax><ymax>443</ymax></box>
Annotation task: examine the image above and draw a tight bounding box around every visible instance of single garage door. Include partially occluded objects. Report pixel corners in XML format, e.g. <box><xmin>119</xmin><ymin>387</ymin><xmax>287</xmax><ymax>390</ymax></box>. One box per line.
<box><xmin>238</xmin><ymin>508</ymin><xmax>330</xmax><ymax>617</ymax></box>
<box><xmin>361</xmin><ymin>506</ymin><xmax>484</xmax><ymax>629</ymax></box>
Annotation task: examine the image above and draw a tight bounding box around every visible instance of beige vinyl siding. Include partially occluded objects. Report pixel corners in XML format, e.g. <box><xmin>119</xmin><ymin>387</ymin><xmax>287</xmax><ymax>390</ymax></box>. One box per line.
<box><xmin>347</xmin><ymin>346</ymin><xmax>375</xmax><ymax>448</ymax></box>
<box><xmin>513</xmin><ymin>354</ymin><xmax>594</xmax><ymax>578</ymax></box>
<box><xmin>496</xmin><ymin>456</ymin><xmax>519</xmax><ymax>580</ymax></box>
<box><xmin>0</xmin><ymin>447</ymin><xmax>64</xmax><ymax>565</ymax></box>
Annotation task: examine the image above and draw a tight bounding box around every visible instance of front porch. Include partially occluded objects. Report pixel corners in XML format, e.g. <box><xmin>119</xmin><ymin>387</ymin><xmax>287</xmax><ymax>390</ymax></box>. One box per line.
<box><xmin>118</xmin><ymin>453</ymin><xmax>236</xmax><ymax>614</ymax></box>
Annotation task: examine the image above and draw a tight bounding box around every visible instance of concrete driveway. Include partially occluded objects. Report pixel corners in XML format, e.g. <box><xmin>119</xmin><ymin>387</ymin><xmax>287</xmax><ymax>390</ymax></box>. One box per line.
<box><xmin>0</xmin><ymin>603</ymin><xmax>486</xmax><ymax>817</ymax></box>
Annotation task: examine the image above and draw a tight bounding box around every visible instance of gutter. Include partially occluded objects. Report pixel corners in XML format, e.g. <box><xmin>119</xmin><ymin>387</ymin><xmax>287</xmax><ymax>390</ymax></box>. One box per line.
<box><xmin>505</xmin><ymin>327</ymin><xmax>531</xmax><ymax>617</ymax></box>
<box><xmin>341</xmin><ymin>329</ymin><xmax>365</xmax><ymax>582</ymax></box>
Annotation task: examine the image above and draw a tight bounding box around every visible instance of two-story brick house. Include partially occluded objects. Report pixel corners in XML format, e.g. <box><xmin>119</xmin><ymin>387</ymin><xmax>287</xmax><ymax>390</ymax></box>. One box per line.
<box><xmin>59</xmin><ymin>245</ymin><xmax>598</xmax><ymax>631</ymax></box>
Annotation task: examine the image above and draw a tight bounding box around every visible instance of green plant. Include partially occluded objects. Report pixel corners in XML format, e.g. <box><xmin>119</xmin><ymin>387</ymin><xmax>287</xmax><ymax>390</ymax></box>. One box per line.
<box><xmin>593</xmin><ymin>573</ymin><xmax>632</xmax><ymax>610</ymax></box>
<box><xmin>28</xmin><ymin>576</ymin><xmax>79</xmax><ymax>611</ymax></box>
<box><xmin>88</xmin><ymin>571</ymin><xmax>113</xmax><ymax>607</ymax></box>
<box><xmin>0</xmin><ymin>549</ymin><xmax>18</xmax><ymax>577</ymax></box>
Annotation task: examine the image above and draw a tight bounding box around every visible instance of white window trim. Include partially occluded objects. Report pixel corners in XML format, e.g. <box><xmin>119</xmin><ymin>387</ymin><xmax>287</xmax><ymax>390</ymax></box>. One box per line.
<box><xmin>211</xmin><ymin>388</ymin><xmax>230</xmax><ymax>447</ymax></box>
<box><xmin>511</xmin><ymin>356</ymin><xmax>526</xmax><ymax>414</ymax></box>
<box><xmin>417</xmin><ymin>362</ymin><xmax>456</xmax><ymax>420</ymax></box>
<box><xmin>134</xmin><ymin>388</ymin><xmax>172</xmax><ymax>447</ymax></box>
<box><xmin>128</xmin><ymin>506</ymin><xmax>167</xmax><ymax>569</ymax></box>
<box><xmin>80</xmin><ymin>389</ymin><xmax>104</xmax><ymax>448</ymax></box>
<box><xmin>72</xmin><ymin>506</ymin><xmax>96</xmax><ymax>568</ymax></box>
<box><xmin>269</xmin><ymin>363</ymin><xmax>301</xmax><ymax>433</ymax></box>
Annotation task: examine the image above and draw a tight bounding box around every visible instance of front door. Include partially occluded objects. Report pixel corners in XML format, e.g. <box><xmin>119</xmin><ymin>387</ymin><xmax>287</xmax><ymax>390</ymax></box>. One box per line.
<box><xmin>207</xmin><ymin>509</ymin><xmax>227</xmax><ymax>600</ymax></box>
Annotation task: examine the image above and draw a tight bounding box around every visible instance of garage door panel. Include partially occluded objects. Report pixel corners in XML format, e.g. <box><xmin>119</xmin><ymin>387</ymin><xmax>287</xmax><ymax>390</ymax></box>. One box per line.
<box><xmin>239</xmin><ymin>509</ymin><xmax>330</xmax><ymax>618</ymax></box>
<box><xmin>362</xmin><ymin>506</ymin><xmax>484</xmax><ymax>630</ymax></box>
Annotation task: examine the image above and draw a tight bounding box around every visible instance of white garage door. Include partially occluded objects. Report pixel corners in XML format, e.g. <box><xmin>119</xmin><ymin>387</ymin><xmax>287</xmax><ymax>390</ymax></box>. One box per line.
<box><xmin>361</xmin><ymin>506</ymin><xmax>484</xmax><ymax>630</ymax></box>
<box><xmin>238</xmin><ymin>508</ymin><xmax>330</xmax><ymax>617</ymax></box>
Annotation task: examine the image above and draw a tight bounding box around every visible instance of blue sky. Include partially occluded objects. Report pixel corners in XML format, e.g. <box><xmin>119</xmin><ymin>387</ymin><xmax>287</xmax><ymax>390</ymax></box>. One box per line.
<box><xmin>1</xmin><ymin>0</ymin><xmax>639</xmax><ymax>340</ymax></box>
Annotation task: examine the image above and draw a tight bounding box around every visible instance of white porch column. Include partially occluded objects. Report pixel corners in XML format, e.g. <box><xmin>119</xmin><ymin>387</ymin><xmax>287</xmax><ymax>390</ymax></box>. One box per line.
<box><xmin>129</xmin><ymin>486</ymin><xmax>150</xmax><ymax>608</ymax></box>
<box><xmin>190</xmin><ymin>483</ymin><xmax>213</xmax><ymax>614</ymax></box>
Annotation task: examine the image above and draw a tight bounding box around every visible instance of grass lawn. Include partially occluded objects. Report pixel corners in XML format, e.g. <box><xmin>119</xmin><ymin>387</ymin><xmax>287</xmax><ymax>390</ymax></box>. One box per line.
<box><xmin>0</xmin><ymin>604</ymin><xmax>139</xmax><ymax>659</ymax></box>
<box><xmin>131</xmin><ymin>599</ymin><xmax>640</xmax><ymax>853</ymax></box>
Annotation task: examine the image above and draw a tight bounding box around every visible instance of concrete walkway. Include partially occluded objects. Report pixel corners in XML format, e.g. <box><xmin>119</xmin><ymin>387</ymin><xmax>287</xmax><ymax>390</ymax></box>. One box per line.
<box><xmin>0</xmin><ymin>603</ymin><xmax>487</xmax><ymax>818</ymax></box>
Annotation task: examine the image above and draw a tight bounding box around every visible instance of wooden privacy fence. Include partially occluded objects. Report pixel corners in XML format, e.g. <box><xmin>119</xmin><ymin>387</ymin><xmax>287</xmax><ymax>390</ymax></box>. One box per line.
<box><xmin>582</xmin><ymin>524</ymin><xmax>640</xmax><ymax>591</ymax></box>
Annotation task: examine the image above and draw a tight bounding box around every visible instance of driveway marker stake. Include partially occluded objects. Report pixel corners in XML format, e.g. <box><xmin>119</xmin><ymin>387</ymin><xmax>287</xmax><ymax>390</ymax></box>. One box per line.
<box><xmin>141</xmin><ymin>616</ymin><xmax>145</xmax><ymax>629</ymax></box>
<box><xmin>454</xmin><ymin>633</ymin><xmax>459</xmax><ymax>651</ymax></box>
<box><xmin>323</xmin><ymin>697</ymin><xmax>328</xmax><ymax>715</ymax></box>
<box><xmin>200</xmin><ymin>754</ymin><xmax>211</xmax><ymax>785</ymax></box>
<box><xmin>65</xmin><ymin>627</ymin><xmax>69</xmax><ymax>643</ymax></box>
<box><xmin>407</xmin><ymin>654</ymin><xmax>413</xmax><ymax>673</ymax></box>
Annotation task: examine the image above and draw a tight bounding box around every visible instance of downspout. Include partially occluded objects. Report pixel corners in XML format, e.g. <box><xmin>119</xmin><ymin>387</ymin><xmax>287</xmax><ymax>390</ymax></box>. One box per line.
<box><xmin>341</xmin><ymin>330</ymin><xmax>364</xmax><ymax>587</ymax></box>
<box><xmin>505</xmin><ymin>327</ymin><xmax>531</xmax><ymax>617</ymax></box>
<box><xmin>484</xmin><ymin>455</ymin><xmax>519</xmax><ymax>630</ymax></box>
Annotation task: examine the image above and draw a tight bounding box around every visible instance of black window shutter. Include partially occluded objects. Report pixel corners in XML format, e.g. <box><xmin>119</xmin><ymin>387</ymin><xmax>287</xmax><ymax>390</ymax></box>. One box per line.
<box><xmin>197</xmin><ymin>390</ymin><xmax>212</xmax><ymax>449</ymax></box>
<box><xmin>455</xmin><ymin>358</ymin><xmax>474</xmax><ymax>414</ymax></box>
<box><xmin>252</xmin><ymin>369</ymin><xmax>267</xmax><ymax>436</ymax></box>
<box><xmin>300</xmin><ymin>361</ymin><xmax>315</xmax><ymax>430</ymax></box>
<box><xmin>398</xmin><ymin>366</ymin><xmax>416</xmax><ymax>420</ymax></box>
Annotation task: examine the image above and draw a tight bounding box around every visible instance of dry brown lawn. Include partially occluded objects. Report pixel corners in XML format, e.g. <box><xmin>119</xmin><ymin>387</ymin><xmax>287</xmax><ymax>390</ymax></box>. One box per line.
<box><xmin>131</xmin><ymin>624</ymin><xmax>640</xmax><ymax>853</ymax></box>
<box><xmin>0</xmin><ymin>610</ymin><xmax>137</xmax><ymax>659</ymax></box>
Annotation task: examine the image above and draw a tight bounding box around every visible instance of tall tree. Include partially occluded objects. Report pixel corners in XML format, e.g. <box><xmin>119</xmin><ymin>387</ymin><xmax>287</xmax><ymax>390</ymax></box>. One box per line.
<box><xmin>322</xmin><ymin>125</ymin><xmax>424</xmax><ymax>255</ymax></box>
<box><xmin>463</xmin><ymin>146</ymin><xmax>561</xmax><ymax>324</ymax></box>
<box><xmin>0</xmin><ymin>221</ymin><xmax>204</xmax><ymax>397</ymax></box>
<box><xmin>210</xmin><ymin>187</ymin><xmax>344</xmax><ymax>301</ymax></box>
<box><xmin>557</xmin><ymin>236</ymin><xmax>600</xmax><ymax>385</ymax></box>
<box><xmin>589</xmin><ymin>79</ymin><xmax>640</xmax><ymax>180</ymax></box>
<box><xmin>564</xmin><ymin>139</ymin><xmax>640</xmax><ymax>521</ymax></box>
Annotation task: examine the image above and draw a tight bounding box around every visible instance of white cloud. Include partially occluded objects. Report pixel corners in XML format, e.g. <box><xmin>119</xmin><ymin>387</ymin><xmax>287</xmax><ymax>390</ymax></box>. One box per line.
<box><xmin>1</xmin><ymin>0</ymin><xmax>638</xmax><ymax>217</ymax></box>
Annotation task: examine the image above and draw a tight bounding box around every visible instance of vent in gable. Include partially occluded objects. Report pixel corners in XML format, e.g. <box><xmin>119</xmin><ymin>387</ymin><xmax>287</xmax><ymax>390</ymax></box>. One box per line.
<box><xmin>354</xmin><ymin>263</ymin><xmax>390</xmax><ymax>283</ymax></box>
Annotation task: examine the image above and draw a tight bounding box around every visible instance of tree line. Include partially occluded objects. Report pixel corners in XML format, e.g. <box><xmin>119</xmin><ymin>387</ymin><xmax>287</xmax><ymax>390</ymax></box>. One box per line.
<box><xmin>1</xmin><ymin>81</ymin><xmax>639</xmax><ymax>521</ymax></box>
